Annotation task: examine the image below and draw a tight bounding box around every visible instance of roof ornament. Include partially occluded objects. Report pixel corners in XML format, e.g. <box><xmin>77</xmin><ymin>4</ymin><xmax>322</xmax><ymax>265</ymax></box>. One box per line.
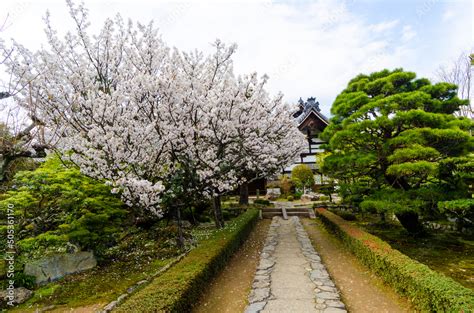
<box><xmin>293</xmin><ymin>96</ymin><xmax>328</xmax><ymax>125</ymax></box>
<box><xmin>304</xmin><ymin>97</ymin><xmax>320</xmax><ymax>112</ymax></box>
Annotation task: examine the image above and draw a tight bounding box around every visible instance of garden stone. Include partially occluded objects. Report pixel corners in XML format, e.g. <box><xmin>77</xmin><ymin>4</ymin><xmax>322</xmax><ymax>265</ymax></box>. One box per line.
<box><xmin>245</xmin><ymin>301</ymin><xmax>266</xmax><ymax>313</ymax></box>
<box><xmin>0</xmin><ymin>287</ymin><xmax>33</xmax><ymax>306</ymax></box>
<box><xmin>322</xmin><ymin>280</ymin><xmax>336</xmax><ymax>287</ymax></box>
<box><xmin>248</xmin><ymin>287</ymin><xmax>270</xmax><ymax>303</ymax></box>
<box><xmin>253</xmin><ymin>280</ymin><xmax>270</xmax><ymax>288</ymax></box>
<box><xmin>24</xmin><ymin>251</ymin><xmax>96</xmax><ymax>285</ymax></box>
<box><xmin>319</xmin><ymin>285</ymin><xmax>338</xmax><ymax>292</ymax></box>
<box><xmin>257</xmin><ymin>259</ymin><xmax>275</xmax><ymax>270</ymax></box>
<box><xmin>326</xmin><ymin>300</ymin><xmax>346</xmax><ymax>308</ymax></box>
<box><xmin>102</xmin><ymin>300</ymin><xmax>118</xmax><ymax>312</ymax></box>
<box><xmin>323</xmin><ymin>308</ymin><xmax>347</xmax><ymax>313</ymax></box>
<box><xmin>317</xmin><ymin>291</ymin><xmax>339</xmax><ymax>300</ymax></box>
<box><xmin>315</xmin><ymin>303</ymin><xmax>327</xmax><ymax>310</ymax></box>
<box><xmin>310</xmin><ymin>270</ymin><xmax>329</xmax><ymax>280</ymax></box>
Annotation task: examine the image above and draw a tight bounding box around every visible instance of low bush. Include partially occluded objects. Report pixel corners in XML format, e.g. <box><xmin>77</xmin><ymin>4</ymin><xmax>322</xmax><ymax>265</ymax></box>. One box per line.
<box><xmin>315</xmin><ymin>208</ymin><xmax>474</xmax><ymax>312</ymax></box>
<box><xmin>294</xmin><ymin>191</ymin><xmax>302</xmax><ymax>200</ymax></box>
<box><xmin>333</xmin><ymin>210</ymin><xmax>357</xmax><ymax>221</ymax></box>
<box><xmin>0</xmin><ymin>156</ymin><xmax>128</xmax><ymax>260</ymax></box>
<box><xmin>115</xmin><ymin>209</ymin><xmax>259</xmax><ymax>313</ymax></box>
<box><xmin>319</xmin><ymin>195</ymin><xmax>330</xmax><ymax>201</ymax></box>
<box><xmin>253</xmin><ymin>199</ymin><xmax>271</xmax><ymax>206</ymax></box>
<box><xmin>287</xmin><ymin>195</ymin><xmax>294</xmax><ymax>201</ymax></box>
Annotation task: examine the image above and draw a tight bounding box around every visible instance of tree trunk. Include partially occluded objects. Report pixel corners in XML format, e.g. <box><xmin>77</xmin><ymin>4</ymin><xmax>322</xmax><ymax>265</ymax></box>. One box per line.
<box><xmin>395</xmin><ymin>211</ymin><xmax>424</xmax><ymax>235</ymax></box>
<box><xmin>212</xmin><ymin>195</ymin><xmax>225</xmax><ymax>228</ymax></box>
<box><xmin>239</xmin><ymin>182</ymin><xmax>249</xmax><ymax>205</ymax></box>
<box><xmin>176</xmin><ymin>205</ymin><xmax>185</xmax><ymax>249</ymax></box>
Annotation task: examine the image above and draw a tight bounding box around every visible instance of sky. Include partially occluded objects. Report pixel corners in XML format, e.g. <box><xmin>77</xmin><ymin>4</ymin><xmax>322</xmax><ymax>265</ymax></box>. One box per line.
<box><xmin>1</xmin><ymin>0</ymin><xmax>473</xmax><ymax>117</ymax></box>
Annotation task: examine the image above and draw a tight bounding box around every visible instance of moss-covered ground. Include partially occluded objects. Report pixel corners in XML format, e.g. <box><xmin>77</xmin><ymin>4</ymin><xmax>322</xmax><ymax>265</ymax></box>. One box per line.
<box><xmin>9</xmin><ymin>255</ymin><xmax>176</xmax><ymax>312</ymax></box>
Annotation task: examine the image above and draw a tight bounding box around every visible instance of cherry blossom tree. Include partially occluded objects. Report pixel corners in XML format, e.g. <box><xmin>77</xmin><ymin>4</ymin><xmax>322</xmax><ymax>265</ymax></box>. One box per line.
<box><xmin>163</xmin><ymin>42</ymin><xmax>306</xmax><ymax>226</ymax></box>
<box><xmin>4</xmin><ymin>1</ymin><xmax>305</xmax><ymax>230</ymax></box>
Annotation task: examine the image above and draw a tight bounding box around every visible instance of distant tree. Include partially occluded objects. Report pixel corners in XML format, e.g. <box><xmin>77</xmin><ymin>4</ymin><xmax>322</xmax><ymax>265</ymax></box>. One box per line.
<box><xmin>278</xmin><ymin>175</ymin><xmax>294</xmax><ymax>196</ymax></box>
<box><xmin>436</xmin><ymin>52</ymin><xmax>473</xmax><ymax>118</ymax></box>
<box><xmin>291</xmin><ymin>164</ymin><xmax>314</xmax><ymax>193</ymax></box>
<box><xmin>322</xmin><ymin>69</ymin><xmax>473</xmax><ymax>235</ymax></box>
<box><xmin>0</xmin><ymin>15</ymin><xmax>52</xmax><ymax>184</ymax></box>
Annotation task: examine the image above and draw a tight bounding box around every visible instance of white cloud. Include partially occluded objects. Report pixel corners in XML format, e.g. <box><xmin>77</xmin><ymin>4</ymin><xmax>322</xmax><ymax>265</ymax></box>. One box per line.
<box><xmin>369</xmin><ymin>19</ymin><xmax>399</xmax><ymax>33</ymax></box>
<box><xmin>401</xmin><ymin>25</ymin><xmax>416</xmax><ymax>42</ymax></box>
<box><xmin>442</xmin><ymin>10</ymin><xmax>455</xmax><ymax>21</ymax></box>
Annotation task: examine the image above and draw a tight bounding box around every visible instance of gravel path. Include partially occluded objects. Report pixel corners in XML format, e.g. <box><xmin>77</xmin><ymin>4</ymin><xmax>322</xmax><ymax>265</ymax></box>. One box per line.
<box><xmin>245</xmin><ymin>216</ymin><xmax>346</xmax><ymax>313</ymax></box>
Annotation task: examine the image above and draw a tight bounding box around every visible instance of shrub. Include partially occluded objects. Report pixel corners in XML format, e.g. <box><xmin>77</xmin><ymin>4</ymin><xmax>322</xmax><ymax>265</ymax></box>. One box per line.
<box><xmin>253</xmin><ymin>199</ymin><xmax>271</xmax><ymax>206</ymax></box>
<box><xmin>315</xmin><ymin>208</ymin><xmax>474</xmax><ymax>312</ymax></box>
<box><xmin>287</xmin><ymin>195</ymin><xmax>294</xmax><ymax>201</ymax></box>
<box><xmin>12</xmin><ymin>272</ymin><xmax>36</xmax><ymax>289</ymax></box>
<box><xmin>320</xmin><ymin>195</ymin><xmax>330</xmax><ymax>201</ymax></box>
<box><xmin>294</xmin><ymin>191</ymin><xmax>302</xmax><ymax>200</ymax></box>
<box><xmin>0</xmin><ymin>155</ymin><xmax>127</xmax><ymax>259</ymax></box>
<box><xmin>333</xmin><ymin>210</ymin><xmax>356</xmax><ymax>221</ymax></box>
<box><xmin>115</xmin><ymin>209</ymin><xmax>259</xmax><ymax>313</ymax></box>
<box><xmin>279</xmin><ymin>175</ymin><xmax>293</xmax><ymax>195</ymax></box>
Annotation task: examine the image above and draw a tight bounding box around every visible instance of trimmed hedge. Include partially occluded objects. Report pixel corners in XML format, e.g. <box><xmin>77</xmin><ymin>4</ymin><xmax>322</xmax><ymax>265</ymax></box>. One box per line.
<box><xmin>315</xmin><ymin>208</ymin><xmax>474</xmax><ymax>313</ymax></box>
<box><xmin>115</xmin><ymin>209</ymin><xmax>259</xmax><ymax>312</ymax></box>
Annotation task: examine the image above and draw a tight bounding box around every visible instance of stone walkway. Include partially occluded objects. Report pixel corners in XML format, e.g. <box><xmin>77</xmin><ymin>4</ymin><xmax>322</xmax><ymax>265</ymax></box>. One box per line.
<box><xmin>245</xmin><ymin>216</ymin><xmax>346</xmax><ymax>313</ymax></box>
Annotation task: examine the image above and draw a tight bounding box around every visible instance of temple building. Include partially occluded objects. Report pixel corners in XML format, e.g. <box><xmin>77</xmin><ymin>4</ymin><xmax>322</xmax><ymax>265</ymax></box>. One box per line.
<box><xmin>284</xmin><ymin>97</ymin><xmax>329</xmax><ymax>185</ymax></box>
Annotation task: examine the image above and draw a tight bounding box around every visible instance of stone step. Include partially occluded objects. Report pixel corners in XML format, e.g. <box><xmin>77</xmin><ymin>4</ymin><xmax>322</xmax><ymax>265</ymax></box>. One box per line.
<box><xmin>285</xmin><ymin>208</ymin><xmax>312</xmax><ymax>212</ymax></box>
<box><xmin>261</xmin><ymin>210</ymin><xmax>312</xmax><ymax>219</ymax></box>
<box><xmin>261</xmin><ymin>208</ymin><xmax>283</xmax><ymax>213</ymax></box>
<box><xmin>287</xmin><ymin>211</ymin><xmax>311</xmax><ymax>217</ymax></box>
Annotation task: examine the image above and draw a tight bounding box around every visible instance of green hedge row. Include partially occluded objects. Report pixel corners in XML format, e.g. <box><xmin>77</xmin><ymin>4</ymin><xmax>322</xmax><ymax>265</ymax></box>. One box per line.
<box><xmin>115</xmin><ymin>209</ymin><xmax>259</xmax><ymax>313</ymax></box>
<box><xmin>315</xmin><ymin>208</ymin><xmax>474</xmax><ymax>313</ymax></box>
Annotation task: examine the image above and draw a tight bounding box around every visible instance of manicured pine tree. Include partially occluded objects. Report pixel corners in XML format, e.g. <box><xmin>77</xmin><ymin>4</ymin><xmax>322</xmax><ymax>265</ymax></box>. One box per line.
<box><xmin>321</xmin><ymin>69</ymin><xmax>473</xmax><ymax>235</ymax></box>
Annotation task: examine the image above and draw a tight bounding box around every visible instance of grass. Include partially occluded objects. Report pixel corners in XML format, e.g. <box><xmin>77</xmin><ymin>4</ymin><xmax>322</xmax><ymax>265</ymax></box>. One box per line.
<box><xmin>352</xmin><ymin>213</ymin><xmax>474</xmax><ymax>290</ymax></box>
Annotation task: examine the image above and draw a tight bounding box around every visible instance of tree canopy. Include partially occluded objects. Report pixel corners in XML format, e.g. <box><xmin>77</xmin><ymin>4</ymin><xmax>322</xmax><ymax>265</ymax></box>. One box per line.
<box><xmin>291</xmin><ymin>164</ymin><xmax>314</xmax><ymax>192</ymax></box>
<box><xmin>321</xmin><ymin>68</ymin><xmax>473</xmax><ymax>234</ymax></box>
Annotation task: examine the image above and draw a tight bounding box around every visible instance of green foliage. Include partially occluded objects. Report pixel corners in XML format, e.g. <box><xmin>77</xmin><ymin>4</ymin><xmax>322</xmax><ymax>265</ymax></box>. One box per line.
<box><xmin>316</xmin><ymin>208</ymin><xmax>474</xmax><ymax>312</ymax></box>
<box><xmin>0</xmin><ymin>155</ymin><xmax>127</xmax><ymax>259</ymax></box>
<box><xmin>291</xmin><ymin>164</ymin><xmax>314</xmax><ymax>191</ymax></box>
<box><xmin>294</xmin><ymin>190</ymin><xmax>303</xmax><ymax>200</ymax></box>
<box><xmin>12</xmin><ymin>272</ymin><xmax>36</xmax><ymax>289</ymax></box>
<box><xmin>115</xmin><ymin>209</ymin><xmax>259</xmax><ymax>313</ymax></box>
<box><xmin>438</xmin><ymin>199</ymin><xmax>474</xmax><ymax>228</ymax></box>
<box><xmin>287</xmin><ymin>195</ymin><xmax>294</xmax><ymax>201</ymax></box>
<box><xmin>319</xmin><ymin>195</ymin><xmax>330</xmax><ymax>201</ymax></box>
<box><xmin>321</xmin><ymin>68</ymin><xmax>474</xmax><ymax>234</ymax></box>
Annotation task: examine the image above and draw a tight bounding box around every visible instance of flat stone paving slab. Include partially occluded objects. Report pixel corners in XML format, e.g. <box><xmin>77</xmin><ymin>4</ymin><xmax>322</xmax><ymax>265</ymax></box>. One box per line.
<box><xmin>245</xmin><ymin>217</ymin><xmax>347</xmax><ymax>313</ymax></box>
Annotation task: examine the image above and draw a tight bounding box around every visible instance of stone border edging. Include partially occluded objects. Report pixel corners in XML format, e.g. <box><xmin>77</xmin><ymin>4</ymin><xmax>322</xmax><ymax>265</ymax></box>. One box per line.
<box><xmin>101</xmin><ymin>252</ymin><xmax>187</xmax><ymax>312</ymax></box>
<box><xmin>245</xmin><ymin>216</ymin><xmax>280</xmax><ymax>312</ymax></box>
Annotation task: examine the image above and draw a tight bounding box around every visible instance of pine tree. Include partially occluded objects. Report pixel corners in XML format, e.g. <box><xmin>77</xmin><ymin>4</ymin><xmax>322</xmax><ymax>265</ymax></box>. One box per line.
<box><xmin>321</xmin><ymin>69</ymin><xmax>473</xmax><ymax>235</ymax></box>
